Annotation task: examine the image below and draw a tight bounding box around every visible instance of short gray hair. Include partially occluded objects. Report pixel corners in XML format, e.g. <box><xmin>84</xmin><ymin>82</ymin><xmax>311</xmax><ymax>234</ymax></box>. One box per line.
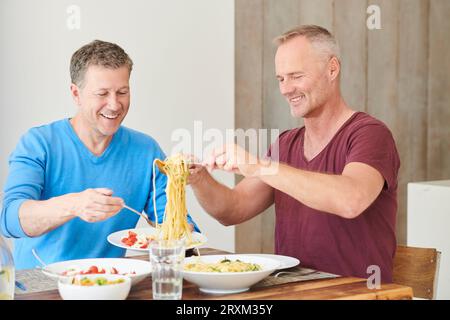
<box><xmin>273</xmin><ymin>25</ymin><xmax>340</xmax><ymax>62</ymax></box>
<box><xmin>70</xmin><ymin>40</ymin><xmax>133</xmax><ymax>87</ymax></box>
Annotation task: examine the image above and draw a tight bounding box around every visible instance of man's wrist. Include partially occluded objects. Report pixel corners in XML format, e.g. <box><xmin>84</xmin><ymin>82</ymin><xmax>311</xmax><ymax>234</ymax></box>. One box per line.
<box><xmin>256</xmin><ymin>157</ymin><xmax>280</xmax><ymax>177</ymax></box>
<box><xmin>189</xmin><ymin>167</ymin><xmax>210</xmax><ymax>189</ymax></box>
<box><xmin>51</xmin><ymin>193</ymin><xmax>76</xmax><ymax>219</ymax></box>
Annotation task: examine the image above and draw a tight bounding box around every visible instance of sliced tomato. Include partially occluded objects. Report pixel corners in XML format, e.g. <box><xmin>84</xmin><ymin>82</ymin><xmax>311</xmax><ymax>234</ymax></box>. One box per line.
<box><xmin>122</xmin><ymin>238</ymin><xmax>135</xmax><ymax>246</ymax></box>
<box><xmin>128</xmin><ymin>231</ymin><xmax>137</xmax><ymax>238</ymax></box>
<box><xmin>87</xmin><ymin>266</ymin><xmax>99</xmax><ymax>274</ymax></box>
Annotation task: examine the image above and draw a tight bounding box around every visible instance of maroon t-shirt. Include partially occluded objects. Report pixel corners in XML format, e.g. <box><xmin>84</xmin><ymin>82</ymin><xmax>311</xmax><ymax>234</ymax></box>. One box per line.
<box><xmin>269</xmin><ymin>112</ymin><xmax>400</xmax><ymax>282</ymax></box>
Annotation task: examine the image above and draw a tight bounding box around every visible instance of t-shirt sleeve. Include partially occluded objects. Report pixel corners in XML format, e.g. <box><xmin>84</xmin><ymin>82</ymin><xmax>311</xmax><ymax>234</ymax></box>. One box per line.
<box><xmin>345</xmin><ymin>123</ymin><xmax>400</xmax><ymax>190</ymax></box>
<box><xmin>1</xmin><ymin>129</ymin><xmax>46</xmax><ymax>238</ymax></box>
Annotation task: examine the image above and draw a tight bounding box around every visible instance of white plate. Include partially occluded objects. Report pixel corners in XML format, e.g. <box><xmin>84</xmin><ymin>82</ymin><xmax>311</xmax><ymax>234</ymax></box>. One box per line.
<box><xmin>42</xmin><ymin>258</ymin><xmax>151</xmax><ymax>286</ymax></box>
<box><xmin>182</xmin><ymin>254</ymin><xmax>281</xmax><ymax>294</ymax></box>
<box><xmin>243</xmin><ymin>254</ymin><xmax>300</xmax><ymax>269</ymax></box>
<box><xmin>107</xmin><ymin>227</ymin><xmax>207</xmax><ymax>252</ymax></box>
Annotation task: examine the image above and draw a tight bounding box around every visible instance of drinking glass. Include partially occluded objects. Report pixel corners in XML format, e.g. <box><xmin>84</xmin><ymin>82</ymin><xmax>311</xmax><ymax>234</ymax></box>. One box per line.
<box><xmin>149</xmin><ymin>239</ymin><xmax>185</xmax><ymax>300</ymax></box>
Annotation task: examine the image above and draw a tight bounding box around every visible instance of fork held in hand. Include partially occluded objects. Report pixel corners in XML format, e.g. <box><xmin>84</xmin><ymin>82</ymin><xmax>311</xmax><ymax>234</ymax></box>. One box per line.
<box><xmin>123</xmin><ymin>204</ymin><xmax>154</xmax><ymax>227</ymax></box>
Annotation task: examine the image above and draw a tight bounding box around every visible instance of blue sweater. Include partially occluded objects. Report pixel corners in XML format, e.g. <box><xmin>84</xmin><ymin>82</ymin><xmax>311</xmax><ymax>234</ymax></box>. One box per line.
<box><xmin>1</xmin><ymin>119</ymin><xmax>196</xmax><ymax>269</ymax></box>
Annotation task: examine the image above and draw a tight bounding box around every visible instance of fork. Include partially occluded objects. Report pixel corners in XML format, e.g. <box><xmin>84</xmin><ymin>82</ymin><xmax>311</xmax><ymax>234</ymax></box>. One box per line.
<box><xmin>123</xmin><ymin>204</ymin><xmax>154</xmax><ymax>227</ymax></box>
<box><xmin>32</xmin><ymin>248</ymin><xmax>47</xmax><ymax>267</ymax></box>
<box><xmin>273</xmin><ymin>270</ymin><xmax>319</xmax><ymax>278</ymax></box>
<box><xmin>31</xmin><ymin>249</ymin><xmax>70</xmax><ymax>278</ymax></box>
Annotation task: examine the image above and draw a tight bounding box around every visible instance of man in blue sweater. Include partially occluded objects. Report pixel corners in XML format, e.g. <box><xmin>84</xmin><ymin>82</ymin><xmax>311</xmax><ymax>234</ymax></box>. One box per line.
<box><xmin>0</xmin><ymin>40</ymin><xmax>196</xmax><ymax>269</ymax></box>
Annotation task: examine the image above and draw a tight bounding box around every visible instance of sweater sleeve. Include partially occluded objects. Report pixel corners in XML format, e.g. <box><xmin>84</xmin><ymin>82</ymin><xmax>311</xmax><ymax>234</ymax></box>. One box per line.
<box><xmin>1</xmin><ymin>128</ymin><xmax>47</xmax><ymax>238</ymax></box>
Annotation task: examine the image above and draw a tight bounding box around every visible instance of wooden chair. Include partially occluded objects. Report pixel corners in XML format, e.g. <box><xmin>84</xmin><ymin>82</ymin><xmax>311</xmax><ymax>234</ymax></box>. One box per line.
<box><xmin>392</xmin><ymin>245</ymin><xmax>441</xmax><ymax>299</ymax></box>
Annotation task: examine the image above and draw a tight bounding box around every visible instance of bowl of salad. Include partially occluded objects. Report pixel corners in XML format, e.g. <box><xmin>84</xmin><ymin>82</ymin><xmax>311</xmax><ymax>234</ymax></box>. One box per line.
<box><xmin>42</xmin><ymin>257</ymin><xmax>151</xmax><ymax>286</ymax></box>
<box><xmin>58</xmin><ymin>274</ymin><xmax>131</xmax><ymax>300</ymax></box>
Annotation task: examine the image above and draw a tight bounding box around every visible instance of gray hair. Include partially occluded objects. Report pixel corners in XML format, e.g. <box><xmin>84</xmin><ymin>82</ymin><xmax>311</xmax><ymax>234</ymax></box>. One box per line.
<box><xmin>273</xmin><ymin>25</ymin><xmax>341</xmax><ymax>62</ymax></box>
<box><xmin>70</xmin><ymin>40</ymin><xmax>133</xmax><ymax>87</ymax></box>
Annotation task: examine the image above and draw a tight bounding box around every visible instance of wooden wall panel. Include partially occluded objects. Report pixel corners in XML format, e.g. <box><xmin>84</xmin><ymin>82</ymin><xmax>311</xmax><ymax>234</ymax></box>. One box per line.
<box><xmin>235</xmin><ymin>0</ymin><xmax>264</xmax><ymax>130</ymax></box>
<box><xmin>367</xmin><ymin>0</ymin><xmax>399</xmax><ymax>129</ymax></box>
<box><xmin>298</xmin><ymin>0</ymin><xmax>334</xmax><ymax>32</ymax></box>
<box><xmin>234</xmin><ymin>0</ymin><xmax>264</xmax><ymax>253</ymax></box>
<box><xmin>334</xmin><ymin>0</ymin><xmax>368</xmax><ymax>112</ymax></box>
<box><xmin>366</xmin><ymin>0</ymin><xmax>406</xmax><ymax>243</ymax></box>
<box><xmin>427</xmin><ymin>0</ymin><xmax>450</xmax><ymax>180</ymax></box>
<box><xmin>397</xmin><ymin>0</ymin><xmax>429</xmax><ymax>243</ymax></box>
<box><xmin>398</xmin><ymin>0</ymin><xmax>429</xmax><ymax>184</ymax></box>
<box><xmin>263</xmin><ymin>0</ymin><xmax>301</xmax><ymax>132</ymax></box>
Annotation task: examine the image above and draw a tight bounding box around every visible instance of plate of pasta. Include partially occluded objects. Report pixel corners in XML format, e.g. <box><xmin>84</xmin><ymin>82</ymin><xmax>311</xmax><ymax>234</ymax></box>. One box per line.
<box><xmin>107</xmin><ymin>227</ymin><xmax>207</xmax><ymax>252</ymax></box>
<box><xmin>182</xmin><ymin>254</ymin><xmax>281</xmax><ymax>294</ymax></box>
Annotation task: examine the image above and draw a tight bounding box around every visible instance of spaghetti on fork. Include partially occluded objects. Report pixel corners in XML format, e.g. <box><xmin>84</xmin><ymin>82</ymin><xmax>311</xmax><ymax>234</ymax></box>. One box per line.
<box><xmin>153</xmin><ymin>154</ymin><xmax>193</xmax><ymax>244</ymax></box>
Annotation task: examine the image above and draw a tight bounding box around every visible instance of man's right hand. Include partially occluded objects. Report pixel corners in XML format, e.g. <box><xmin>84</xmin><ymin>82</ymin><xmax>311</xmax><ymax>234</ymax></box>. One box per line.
<box><xmin>66</xmin><ymin>188</ymin><xmax>124</xmax><ymax>223</ymax></box>
<box><xmin>187</xmin><ymin>163</ymin><xmax>210</xmax><ymax>186</ymax></box>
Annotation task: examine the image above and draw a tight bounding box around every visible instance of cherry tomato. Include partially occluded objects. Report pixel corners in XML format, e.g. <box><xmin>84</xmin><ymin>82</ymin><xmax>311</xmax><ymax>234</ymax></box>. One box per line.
<box><xmin>88</xmin><ymin>266</ymin><xmax>99</xmax><ymax>274</ymax></box>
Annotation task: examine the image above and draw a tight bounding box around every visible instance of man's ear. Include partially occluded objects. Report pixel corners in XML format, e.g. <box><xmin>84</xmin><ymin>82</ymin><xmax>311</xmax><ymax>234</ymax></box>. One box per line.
<box><xmin>70</xmin><ymin>83</ymin><xmax>81</xmax><ymax>106</ymax></box>
<box><xmin>328</xmin><ymin>56</ymin><xmax>340</xmax><ymax>81</ymax></box>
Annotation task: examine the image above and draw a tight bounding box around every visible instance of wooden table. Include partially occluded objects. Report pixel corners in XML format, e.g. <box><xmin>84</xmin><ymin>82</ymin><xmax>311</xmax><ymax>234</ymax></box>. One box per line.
<box><xmin>16</xmin><ymin>248</ymin><xmax>413</xmax><ymax>300</ymax></box>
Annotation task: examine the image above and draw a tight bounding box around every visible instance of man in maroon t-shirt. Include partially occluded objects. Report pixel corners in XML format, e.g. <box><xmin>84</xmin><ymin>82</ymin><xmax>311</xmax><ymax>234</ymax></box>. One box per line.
<box><xmin>189</xmin><ymin>25</ymin><xmax>400</xmax><ymax>283</ymax></box>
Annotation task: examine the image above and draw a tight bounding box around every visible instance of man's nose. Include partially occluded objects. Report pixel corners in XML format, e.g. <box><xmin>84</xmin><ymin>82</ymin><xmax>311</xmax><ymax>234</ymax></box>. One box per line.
<box><xmin>107</xmin><ymin>94</ymin><xmax>121</xmax><ymax>110</ymax></box>
<box><xmin>279</xmin><ymin>80</ymin><xmax>295</xmax><ymax>96</ymax></box>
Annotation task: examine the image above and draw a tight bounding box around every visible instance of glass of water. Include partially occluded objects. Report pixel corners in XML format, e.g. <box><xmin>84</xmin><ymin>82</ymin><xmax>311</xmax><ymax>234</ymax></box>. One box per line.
<box><xmin>149</xmin><ymin>239</ymin><xmax>185</xmax><ymax>300</ymax></box>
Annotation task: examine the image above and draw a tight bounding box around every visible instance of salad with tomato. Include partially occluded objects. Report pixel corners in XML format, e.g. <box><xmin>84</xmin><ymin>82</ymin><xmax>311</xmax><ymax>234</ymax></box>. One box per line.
<box><xmin>120</xmin><ymin>231</ymin><xmax>155</xmax><ymax>249</ymax></box>
<box><xmin>61</xmin><ymin>265</ymin><xmax>136</xmax><ymax>277</ymax></box>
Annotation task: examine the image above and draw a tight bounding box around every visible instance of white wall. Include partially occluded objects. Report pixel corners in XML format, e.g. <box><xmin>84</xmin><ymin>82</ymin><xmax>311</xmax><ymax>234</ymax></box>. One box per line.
<box><xmin>407</xmin><ymin>181</ymin><xmax>450</xmax><ymax>300</ymax></box>
<box><xmin>0</xmin><ymin>0</ymin><xmax>235</xmax><ymax>252</ymax></box>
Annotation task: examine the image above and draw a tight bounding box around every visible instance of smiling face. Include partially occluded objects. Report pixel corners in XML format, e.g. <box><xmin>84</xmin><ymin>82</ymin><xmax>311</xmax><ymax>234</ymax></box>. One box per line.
<box><xmin>71</xmin><ymin>65</ymin><xmax>130</xmax><ymax>139</ymax></box>
<box><xmin>275</xmin><ymin>36</ymin><xmax>335</xmax><ymax>118</ymax></box>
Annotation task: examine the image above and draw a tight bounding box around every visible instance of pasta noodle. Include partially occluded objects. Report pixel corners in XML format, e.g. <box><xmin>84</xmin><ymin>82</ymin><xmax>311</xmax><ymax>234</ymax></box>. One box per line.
<box><xmin>184</xmin><ymin>258</ymin><xmax>262</xmax><ymax>272</ymax></box>
<box><xmin>152</xmin><ymin>154</ymin><xmax>193</xmax><ymax>244</ymax></box>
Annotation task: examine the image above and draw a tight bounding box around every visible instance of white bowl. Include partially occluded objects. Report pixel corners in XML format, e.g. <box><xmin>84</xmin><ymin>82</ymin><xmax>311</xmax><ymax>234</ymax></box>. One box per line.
<box><xmin>242</xmin><ymin>254</ymin><xmax>300</xmax><ymax>269</ymax></box>
<box><xmin>182</xmin><ymin>254</ymin><xmax>281</xmax><ymax>294</ymax></box>
<box><xmin>58</xmin><ymin>274</ymin><xmax>131</xmax><ymax>300</ymax></box>
<box><xmin>42</xmin><ymin>258</ymin><xmax>151</xmax><ymax>286</ymax></box>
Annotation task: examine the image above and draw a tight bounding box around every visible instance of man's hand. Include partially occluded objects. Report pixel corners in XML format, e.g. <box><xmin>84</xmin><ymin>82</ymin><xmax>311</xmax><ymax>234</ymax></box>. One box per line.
<box><xmin>203</xmin><ymin>144</ymin><xmax>267</xmax><ymax>177</ymax></box>
<box><xmin>66</xmin><ymin>188</ymin><xmax>124</xmax><ymax>223</ymax></box>
<box><xmin>182</xmin><ymin>150</ymin><xmax>275</xmax><ymax>227</ymax></box>
<box><xmin>187</xmin><ymin>162</ymin><xmax>209</xmax><ymax>186</ymax></box>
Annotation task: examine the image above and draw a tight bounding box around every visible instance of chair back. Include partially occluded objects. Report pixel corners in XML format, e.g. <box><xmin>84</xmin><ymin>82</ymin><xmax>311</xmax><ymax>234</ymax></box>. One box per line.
<box><xmin>392</xmin><ymin>245</ymin><xmax>441</xmax><ymax>299</ymax></box>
